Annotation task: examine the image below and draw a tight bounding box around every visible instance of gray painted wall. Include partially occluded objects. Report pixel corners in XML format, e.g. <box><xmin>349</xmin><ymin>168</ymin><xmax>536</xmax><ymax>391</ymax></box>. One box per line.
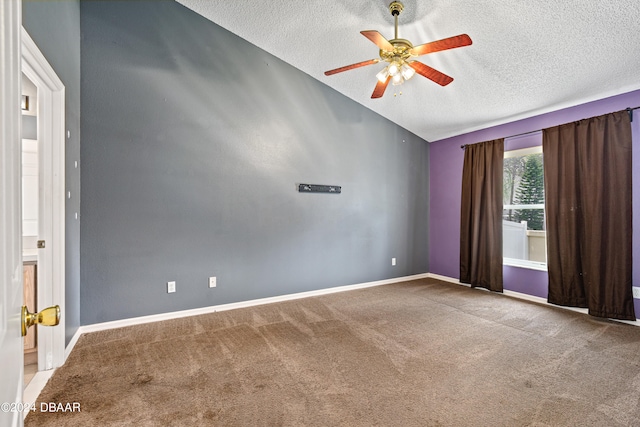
<box><xmin>23</xmin><ymin>0</ymin><xmax>81</xmax><ymax>345</ymax></box>
<box><xmin>80</xmin><ymin>0</ymin><xmax>429</xmax><ymax>324</ymax></box>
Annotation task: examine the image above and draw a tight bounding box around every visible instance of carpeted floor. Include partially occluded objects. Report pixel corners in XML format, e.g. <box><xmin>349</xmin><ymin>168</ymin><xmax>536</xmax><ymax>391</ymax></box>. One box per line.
<box><xmin>25</xmin><ymin>278</ymin><xmax>640</xmax><ymax>426</ymax></box>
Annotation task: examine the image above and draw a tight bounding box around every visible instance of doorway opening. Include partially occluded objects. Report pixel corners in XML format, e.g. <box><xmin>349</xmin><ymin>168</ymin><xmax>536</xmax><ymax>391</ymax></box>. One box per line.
<box><xmin>21</xmin><ymin>72</ymin><xmax>39</xmax><ymax>386</ymax></box>
<box><xmin>21</xmin><ymin>28</ymin><xmax>66</xmax><ymax>389</ymax></box>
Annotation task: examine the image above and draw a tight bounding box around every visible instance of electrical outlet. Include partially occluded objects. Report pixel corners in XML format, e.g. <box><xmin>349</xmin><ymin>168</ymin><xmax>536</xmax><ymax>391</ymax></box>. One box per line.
<box><xmin>167</xmin><ymin>281</ymin><xmax>176</xmax><ymax>293</ymax></box>
<box><xmin>209</xmin><ymin>276</ymin><xmax>217</xmax><ymax>288</ymax></box>
<box><xmin>633</xmin><ymin>287</ymin><xmax>640</xmax><ymax>299</ymax></box>
<box><xmin>392</xmin><ymin>258</ymin><xmax>396</xmax><ymax>266</ymax></box>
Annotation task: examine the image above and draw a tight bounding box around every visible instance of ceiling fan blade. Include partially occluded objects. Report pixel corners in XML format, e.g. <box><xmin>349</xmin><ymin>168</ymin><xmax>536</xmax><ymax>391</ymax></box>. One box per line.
<box><xmin>361</xmin><ymin>30</ymin><xmax>394</xmax><ymax>52</ymax></box>
<box><xmin>324</xmin><ymin>59</ymin><xmax>379</xmax><ymax>76</ymax></box>
<box><xmin>408</xmin><ymin>62</ymin><xmax>454</xmax><ymax>86</ymax></box>
<box><xmin>409</xmin><ymin>34</ymin><xmax>472</xmax><ymax>57</ymax></box>
<box><xmin>371</xmin><ymin>76</ymin><xmax>391</xmax><ymax>99</ymax></box>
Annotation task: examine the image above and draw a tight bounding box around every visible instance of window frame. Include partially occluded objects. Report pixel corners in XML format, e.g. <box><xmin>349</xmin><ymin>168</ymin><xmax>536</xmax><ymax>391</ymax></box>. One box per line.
<box><xmin>503</xmin><ymin>145</ymin><xmax>547</xmax><ymax>271</ymax></box>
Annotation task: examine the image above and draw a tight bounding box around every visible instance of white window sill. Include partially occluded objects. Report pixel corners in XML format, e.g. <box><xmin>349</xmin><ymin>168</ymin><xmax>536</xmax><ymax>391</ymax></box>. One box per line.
<box><xmin>503</xmin><ymin>257</ymin><xmax>547</xmax><ymax>272</ymax></box>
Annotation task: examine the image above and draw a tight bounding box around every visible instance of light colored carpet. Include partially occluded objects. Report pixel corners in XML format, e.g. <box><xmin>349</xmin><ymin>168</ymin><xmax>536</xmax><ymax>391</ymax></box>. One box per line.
<box><xmin>26</xmin><ymin>278</ymin><xmax>640</xmax><ymax>426</ymax></box>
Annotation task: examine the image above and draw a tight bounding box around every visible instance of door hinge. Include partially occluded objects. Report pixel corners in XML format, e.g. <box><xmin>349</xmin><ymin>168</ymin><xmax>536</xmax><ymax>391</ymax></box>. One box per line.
<box><xmin>37</xmin><ymin>240</ymin><xmax>45</xmax><ymax>249</ymax></box>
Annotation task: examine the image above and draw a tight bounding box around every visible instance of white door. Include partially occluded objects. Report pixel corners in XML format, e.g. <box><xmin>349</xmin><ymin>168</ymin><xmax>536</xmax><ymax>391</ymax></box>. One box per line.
<box><xmin>1</xmin><ymin>0</ymin><xmax>26</xmax><ymax>426</ymax></box>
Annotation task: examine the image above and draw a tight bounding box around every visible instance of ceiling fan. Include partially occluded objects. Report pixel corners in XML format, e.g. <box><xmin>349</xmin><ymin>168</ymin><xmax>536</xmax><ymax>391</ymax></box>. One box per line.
<box><xmin>324</xmin><ymin>1</ymin><xmax>472</xmax><ymax>98</ymax></box>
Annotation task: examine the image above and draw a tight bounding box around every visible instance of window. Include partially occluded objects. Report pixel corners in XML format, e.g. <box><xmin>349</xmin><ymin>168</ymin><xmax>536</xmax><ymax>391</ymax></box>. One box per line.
<box><xmin>503</xmin><ymin>146</ymin><xmax>546</xmax><ymax>270</ymax></box>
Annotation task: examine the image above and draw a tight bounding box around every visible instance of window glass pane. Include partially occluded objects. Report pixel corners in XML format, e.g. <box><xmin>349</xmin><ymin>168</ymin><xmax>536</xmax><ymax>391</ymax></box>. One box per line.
<box><xmin>503</xmin><ymin>209</ymin><xmax>546</xmax><ymax>263</ymax></box>
<box><xmin>503</xmin><ymin>149</ymin><xmax>546</xmax><ymax>265</ymax></box>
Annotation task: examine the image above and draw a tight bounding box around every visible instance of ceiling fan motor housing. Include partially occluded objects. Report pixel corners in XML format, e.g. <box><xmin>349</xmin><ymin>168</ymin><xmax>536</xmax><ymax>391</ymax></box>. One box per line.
<box><xmin>389</xmin><ymin>1</ymin><xmax>404</xmax><ymax>17</ymax></box>
<box><xmin>379</xmin><ymin>39</ymin><xmax>413</xmax><ymax>64</ymax></box>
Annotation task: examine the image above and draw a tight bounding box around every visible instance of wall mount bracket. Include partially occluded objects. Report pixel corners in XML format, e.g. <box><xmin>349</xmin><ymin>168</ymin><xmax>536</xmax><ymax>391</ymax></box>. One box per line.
<box><xmin>298</xmin><ymin>183</ymin><xmax>341</xmax><ymax>194</ymax></box>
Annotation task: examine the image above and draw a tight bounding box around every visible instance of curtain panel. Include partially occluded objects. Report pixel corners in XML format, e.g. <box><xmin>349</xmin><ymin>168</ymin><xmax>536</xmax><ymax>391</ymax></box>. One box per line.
<box><xmin>543</xmin><ymin>110</ymin><xmax>634</xmax><ymax>320</ymax></box>
<box><xmin>460</xmin><ymin>139</ymin><xmax>504</xmax><ymax>292</ymax></box>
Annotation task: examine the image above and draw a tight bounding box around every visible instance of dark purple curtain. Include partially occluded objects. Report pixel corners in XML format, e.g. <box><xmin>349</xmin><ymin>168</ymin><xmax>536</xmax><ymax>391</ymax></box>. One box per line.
<box><xmin>543</xmin><ymin>110</ymin><xmax>634</xmax><ymax>320</ymax></box>
<box><xmin>460</xmin><ymin>139</ymin><xmax>504</xmax><ymax>292</ymax></box>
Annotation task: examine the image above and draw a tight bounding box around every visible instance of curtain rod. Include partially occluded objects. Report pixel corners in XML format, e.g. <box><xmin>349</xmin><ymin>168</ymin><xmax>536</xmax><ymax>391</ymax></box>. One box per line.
<box><xmin>460</xmin><ymin>105</ymin><xmax>640</xmax><ymax>150</ymax></box>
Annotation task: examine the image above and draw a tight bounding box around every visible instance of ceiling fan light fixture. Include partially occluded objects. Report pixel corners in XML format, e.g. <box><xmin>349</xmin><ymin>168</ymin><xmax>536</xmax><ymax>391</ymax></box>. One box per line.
<box><xmin>401</xmin><ymin>62</ymin><xmax>415</xmax><ymax>80</ymax></box>
<box><xmin>376</xmin><ymin>67</ymin><xmax>390</xmax><ymax>83</ymax></box>
<box><xmin>388</xmin><ymin>61</ymin><xmax>401</xmax><ymax>77</ymax></box>
<box><xmin>391</xmin><ymin>73</ymin><xmax>404</xmax><ymax>86</ymax></box>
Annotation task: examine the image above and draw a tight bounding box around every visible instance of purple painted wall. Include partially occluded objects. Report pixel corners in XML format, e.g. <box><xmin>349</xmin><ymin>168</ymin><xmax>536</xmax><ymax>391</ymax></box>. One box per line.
<box><xmin>430</xmin><ymin>89</ymin><xmax>640</xmax><ymax>317</ymax></box>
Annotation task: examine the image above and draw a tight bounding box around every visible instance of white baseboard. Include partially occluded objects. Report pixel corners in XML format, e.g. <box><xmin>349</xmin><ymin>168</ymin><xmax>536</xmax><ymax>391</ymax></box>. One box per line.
<box><xmin>22</xmin><ymin>369</ymin><xmax>55</xmax><ymax>419</ymax></box>
<box><xmin>426</xmin><ymin>273</ymin><xmax>639</xmax><ymax>326</ymax></box>
<box><xmin>426</xmin><ymin>273</ymin><xmax>469</xmax><ymax>286</ymax></box>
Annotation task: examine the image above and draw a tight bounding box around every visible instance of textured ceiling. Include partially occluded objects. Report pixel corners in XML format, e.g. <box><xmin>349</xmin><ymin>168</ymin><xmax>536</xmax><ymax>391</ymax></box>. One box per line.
<box><xmin>177</xmin><ymin>0</ymin><xmax>640</xmax><ymax>142</ymax></box>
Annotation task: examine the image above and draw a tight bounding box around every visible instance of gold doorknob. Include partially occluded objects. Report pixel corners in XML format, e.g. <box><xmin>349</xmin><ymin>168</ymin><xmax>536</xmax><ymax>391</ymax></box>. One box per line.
<box><xmin>21</xmin><ymin>305</ymin><xmax>60</xmax><ymax>337</ymax></box>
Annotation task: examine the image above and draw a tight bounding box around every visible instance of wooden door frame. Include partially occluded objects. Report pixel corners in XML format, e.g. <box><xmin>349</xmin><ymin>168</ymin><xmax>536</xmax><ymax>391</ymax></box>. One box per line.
<box><xmin>21</xmin><ymin>28</ymin><xmax>66</xmax><ymax>371</ymax></box>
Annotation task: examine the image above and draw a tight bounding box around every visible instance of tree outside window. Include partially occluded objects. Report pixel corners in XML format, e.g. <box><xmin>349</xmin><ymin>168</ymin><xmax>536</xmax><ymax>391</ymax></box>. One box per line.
<box><xmin>503</xmin><ymin>157</ymin><xmax>525</xmax><ymax>221</ymax></box>
<box><xmin>513</xmin><ymin>153</ymin><xmax>544</xmax><ymax>230</ymax></box>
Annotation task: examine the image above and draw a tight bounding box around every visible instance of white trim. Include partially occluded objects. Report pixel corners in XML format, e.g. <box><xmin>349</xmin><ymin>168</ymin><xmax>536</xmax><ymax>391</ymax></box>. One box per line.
<box><xmin>503</xmin><ymin>257</ymin><xmax>547</xmax><ymax>271</ymax></box>
<box><xmin>502</xmin><ymin>289</ymin><xmax>548</xmax><ymax>305</ymax></box>
<box><xmin>427</xmin><ymin>273</ymin><xmax>640</xmax><ymax>325</ymax></box>
<box><xmin>504</xmin><ymin>145</ymin><xmax>542</xmax><ymax>158</ymax></box>
<box><xmin>22</xmin><ymin>369</ymin><xmax>55</xmax><ymax>420</ymax></box>
<box><xmin>503</xmin><ymin>204</ymin><xmax>544</xmax><ymax>210</ymax></box>
<box><xmin>21</xmin><ymin>27</ymin><xmax>66</xmax><ymax>371</ymax></box>
<box><xmin>426</xmin><ymin>273</ymin><xmax>469</xmax><ymax>286</ymax></box>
